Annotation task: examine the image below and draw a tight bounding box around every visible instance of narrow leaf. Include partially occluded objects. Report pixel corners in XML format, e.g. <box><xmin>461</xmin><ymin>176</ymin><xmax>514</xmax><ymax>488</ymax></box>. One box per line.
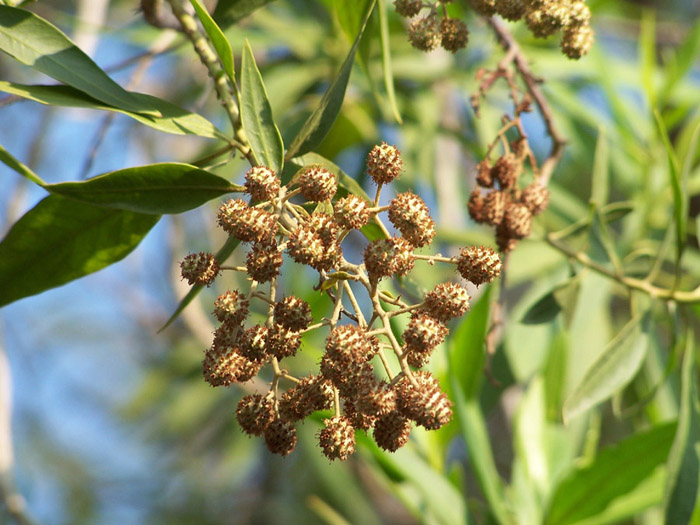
<box><xmin>0</xmin><ymin>6</ymin><xmax>158</xmax><ymax>116</ymax></box>
<box><xmin>189</xmin><ymin>0</ymin><xmax>235</xmax><ymax>84</ymax></box>
<box><xmin>285</xmin><ymin>0</ymin><xmax>377</xmax><ymax>159</ymax></box>
<box><xmin>639</xmin><ymin>10</ymin><xmax>657</xmax><ymax>109</ymax></box>
<box><xmin>563</xmin><ymin>314</ymin><xmax>650</xmax><ymax>423</ymax></box>
<box><xmin>0</xmin><ymin>142</ymin><xmax>45</xmax><ymax>185</ymax></box>
<box><xmin>0</xmin><ymin>195</ymin><xmax>159</xmax><ymax>307</ymax></box>
<box><xmin>240</xmin><ymin>39</ymin><xmax>284</xmax><ymax>172</ymax></box>
<box><xmin>377</xmin><ymin>0</ymin><xmax>402</xmax><ymax>124</ymax></box>
<box><xmin>590</xmin><ymin>126</ymin><xmax>609</xmax><ymax>207</ymax></box>
<box><xmin>521</xmin><ymin>291</ymin><xmax>561</xmax><ymax>325</ymax></box>
<box><xmin>45</xmin><ymin>163</ymin><xmax>242</xmax><ymax>215</ymax></box>
<box><xmin>659</xmin><ymin>15</ymin><xmax>700</xmax><ymax>104</ymax></box>
<box><xmin>212</xmin><ymin>0</ymin><xmax>276</xmax><ymax>28</ymax></box>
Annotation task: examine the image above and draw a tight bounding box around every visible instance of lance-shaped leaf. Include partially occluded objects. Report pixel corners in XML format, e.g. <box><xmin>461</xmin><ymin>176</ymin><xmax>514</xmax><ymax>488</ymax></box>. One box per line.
<box><xmin>0</xmin><ymin>6</ymin><xmax>158</xmax><ymax>116</ymax></box>
<box><xmin>0</xmin><ymin>195</ymin><xmax>160</xmax><ymax>307</ymax></box>
<box><xmin>212</xmin><ymin>0</ymin><xmax>276</xmax><ymax>28</ymax></box>
<box><xmin>0</xmin><ymin>81</ymin><xmax>224</xmax><ymax>139</ymax></box>
<box><xmin>45</xmin><ymin>163</ymin><xmax>242</xmax><ymax>215</ymax></box>
<box><xmin>0</xmin><ymin>142</ymin><xmax>45</xmax><ymax>185</ymax></box>
<box><xmin>285</xmin><ymin>0</ymin><xmax>376</xmax><ymax>160</ymax></box>
<box><xmin>240</xmin><ymin>40</ymin><xmax>284</xmax><ymax>173</ymax></box>
<box><xmin>189</xmin><ymin>0</ymin><xmax>235</xmax><ymax>84</ymax></box>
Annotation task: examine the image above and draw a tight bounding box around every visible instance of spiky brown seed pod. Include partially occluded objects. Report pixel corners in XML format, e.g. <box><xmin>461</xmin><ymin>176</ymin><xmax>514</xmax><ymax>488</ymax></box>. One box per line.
<box><xmin>297</xmin><ymin>165</ymin><xmax>337</xmax><ymax>202</ymax></box>
<box><xmin>265</xmin><ymin>323</ymin><xmax>301</xmax><ymax>360</ymax></box>
<box><xmin>496</xmin><ymin>0</ymin><xmax>528</xmax><ymax>21</ymax></box>
<box><xmin>325</xmin><ymin>325</ymin><xmax>378</xmax><ymax>365</ymax></box>
<box><xmin>423</xmin><ymin>282</ymin><xmax>470</xmax><ymax>321</ymax></box>
<box><xmin>213</xmin><ymin>290</ymin><xmax>249</xmax><ymax>325</ymax></box>
<box><xmin>319</xmin><ymin>416</ymin><xmax>356</xmax><ymax>461</ymax></box>
<box><xmin>343</xmin><ymin>399</ymin><xmax>377</xmax><ymax>431</ymax></box>
<box><xmin>521</xmin><ymin>183</ymin><xmax>550</xmax><ymax>215</ymax></box>
<box><xmin>439</xmin><ymin>17</ymin><xmax>469</xmax><ymax>53</ymax></box>
<box><xmin>396</xmin><ymin>371</ymin><xmax>452</xmax><ymax>429</ymax></box>
<box><xmin>388</xmin><ymin>192</ymin><xmax>436</xmax><ymax>247</ymax></box>
<box><xmin>456</xmin><ymin>245</ymin><xmax>502</xmax><ymax>286</ymax></box>
<box><xmin>496</xmin><ymin>226</ymin><xmax>519</xmax><ymax>253</ymax></box>
<box><xmin>408</xmin><ymin>15</ymin><xmax>441</xmax><ymax>52</ymax></box>
<box><xmin>373</xmin><ymin>411</ymin><xmax>411</xmax><ymax>452</ymax></box>
<box><xmin>307</xmin><ymin>212</ymin><xmax>340</xmax><ymax>246</ymax></box>
<box><xmin>246</xmin><ymin>241</ymin><xmax>283</xmax><ymax>283</ymax></box>
<box><xmin>264</xmin><ymin>419</ymin><xmax>297</xmax><ymax>456</ymax></box>
<box><xmin>274</xmin><ymin>296</ymin><xmax>312</xmax><ymax>331</ymax></box>
<box><xmin>476</xmin><ymin>159</ymin><xmax>493</xmax><ymax>188</ymax></box>
<box><xmin>217</xmin><ymin>199</ymin><xmax>277</xmax><ymax>243</ymax></box>
<box><xmin>366</xmin><ymin>142</ymin><xmax>403</xmax><ymax>185</ymax></box>
<box><xmin>403</xmin><ymin>313</ymin><xmax>448</xmax><ymax>351</ymax></box>
<box><xmin>525</xmin><ymin>4</ymin><xmax>569</xmax><ymax>38</ymax></box>
<box><xmin>279</xmin><ymin>375</ymin><xmax>334</xmax><ymax>422</ymax></box>
<box><xmin>286</xmin><ymin>224</ymin><xmax>325</xmax><ymax>266</ymax></box>
<box><xmin>483</xmin><ymin>190</ymin><xmax>509</xmax><ymax>226</ymax></box>
<box><xmin>491</xmin><ymin>153</ymin><xmax>519</xmax><ymax>189</ymax></box>
<box><xmin>356</xmin><ymin>380</ymin><xmax>397</xmax><ymax>417</ymax></box>
<box><xmin>244</xmin><ymin>165</ymin><xmax>280</xmax><ymax>202</ymax></box>
<box><xmin>469</xmin><ymin>0</ymin><xmax>497</xmax><ymax>16</ymax></box>
<box><xmin>393</xmin><ymin>0</ymin><xmax>423</xmax><ymax>17</ymax></box>
<box><xmin>406</xmin><ymin>345</ymin><xmax>432</xmax><ymax>368</ymax></box>
<box><xmin>286</xmin><ymin>218</ymin><xmax>341</xmax><ymax>273</ymax></box>
<box><xmin>561</xmin><ymin>23</ymin><xmax>594</xmax><ymax>59</ymax></box>
<box><xmin>334</xmin><ymin>195</ymin><xmax>371</xmax><ymax>230</ymax></box>
<box><xmin>468</xmin><ymin>189</ymin><xmax>487</xmax><ymax>224</ymax></box>
<box><xmin>321</xmin><ymin>355</ymin><xmax>376</xmax><ymax>400</ymax></box>
<box><xmin>212</xmin><ymin>321</ymin><xmax>239</xmax><ymax>350</ymax></box>
<box><xmin>502</xmin><ymin>203</ymin><xmax>533</xmax><ymax>239</ymax></box>
<box><xmin>364</xmin><ymin>238</ymin><xmax>415</xmax><ymax>279</ymax></box>
<box><xmin>238</xmin><ymin>324</ymin><xmax>268</xmax><ymax>362</ymax></box>
<box><xmin>568</xmin><ymin>1</ymin><xmax>591</xmax><ymax>26</ymax></box>
<box><xmin>180</xmin><ymin>252</ymin><xmax>220</xmax><ymax>287</ymax></box>
<box><xmin>236</xmin><ymin>394</ymin><xmax>275</xmax><ymax>436</ymax></box>
<box><xmin>202</xmin><ymin>346</ymin><xmax>261</xmax><ymax>386</ymax></box>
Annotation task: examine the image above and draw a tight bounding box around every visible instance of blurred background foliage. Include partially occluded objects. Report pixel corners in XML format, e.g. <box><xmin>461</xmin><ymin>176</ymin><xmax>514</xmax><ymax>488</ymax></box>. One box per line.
<box><xmin>1</xmin><ymin>0</ymin><xmax>700</xmax><ymax>523</ymax></box>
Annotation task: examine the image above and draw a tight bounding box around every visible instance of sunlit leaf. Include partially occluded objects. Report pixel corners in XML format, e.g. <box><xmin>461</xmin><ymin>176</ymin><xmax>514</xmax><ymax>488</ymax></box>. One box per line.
<box><xmin>212</xmin><ymin>0</ymin><xmax>276</xmax><ymax>28</ymax></box>
<box><xmin>190</xmin><ymin>0</ymin><xmax>235</xmax><ymax>84</ymax></box>
<box><xmin>0</xmin><ymin>142</ymin><xmax>45</xmax><ymax>185</ymax></box>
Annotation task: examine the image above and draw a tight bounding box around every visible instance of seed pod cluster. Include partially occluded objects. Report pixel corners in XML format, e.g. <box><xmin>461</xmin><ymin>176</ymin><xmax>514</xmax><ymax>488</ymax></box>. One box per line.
<box><xmin>180</xmin><ymin>143</ymin><xmax>502</xmax><ymax>460</ymax></box>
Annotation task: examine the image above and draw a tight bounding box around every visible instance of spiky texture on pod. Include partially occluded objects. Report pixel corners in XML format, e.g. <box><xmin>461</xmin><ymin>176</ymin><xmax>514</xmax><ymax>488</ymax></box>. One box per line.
<box><xmin>246</xmin><ymin>241</ymin><xmax>283</xmax><ymax>283</ymax></box>
<box><xmin>236</xmin><ymin>394</ymin><xmax>275</xmax><ymax>436</ymax></box>
<box><xmin>212</xmin><ymin>322</ymin><xmax>239</xmax><ymax>351</ymax></box>
<box><xmin>393</xmin><ymin>0</ymin><xmax>423</xmax><ymax>17</ymax></box>
<box><xmin>502</xmin><ymin>203</ymin><xmax>533</xmax><ymax>239</ymax></box>
<box><xmin>180</xmin><ymin>252</ymin><xmax>220</xmax><ymax>286</ymax></box>
<box><xmin>476</xmin><ymin>159</ymin><xmax>493</xmax><ymax>188</ymax></box>
<box><xmin>343</xmin><ymin>399</ymin><xmax>377</xmax><ymax>431</ymax></box>
<box><xmin>406</xmin><ymin>345</ymin><xmax>432</xmax><ymax>368</ymax></box>
<box><xmin>274</xmin><ymin>296</ymin><xmax>312</xmax><ymax>331</ymax></box>
<box><xmin>325</xmin><ymin>325</ymin><xmax>378</xmax><ymax>365</ymax></box>
<box><xmin>456</xmin><ymin>245</ymin><xmax>502</xmax><ymax>286</ymax></box>
<box><xmin>238</xmin><ymin>325</ymin><xmax>268</xmax><ymax>362</ymax></box>
<box><xmin>356</xmin><ymin>380</ymin><xmax>397</xmax><ymax>417</ymax></box>
<box><xmin>388</xmin><ymin>192</ymin><xmax>436</xmax><ymax>247</ymax></box>
<box><xmin>496</xmin><ymin>0</ymin><xmax>528</xmax><ymax>21</ymax></box>
<box><xmin>496</xmin><ymin>227</ymin><xmax>519</xmax><ymax>253</ymax></box>
<box><xmin>319</xmin><ymin>416</ymin><xmax>356</xmax><ymax>461</ymax></box>
<box><xmin>483</xmin><ymin>190</ymin><xmax>509</xmax><ymax>226</ymax></box>
<box><xmin>366</xmin><ymin>142</ymin><xmax>403</xmax><ymax>185</ymax></box>
<box><xmin>403</xmin><ymin>312</ymin><xmax>448</xmax><ymax>351</ymax></box>
<box><xmin>287</xmin><ymin>215</ymin><xmax>341</xmax><ymax>272</ymax></box>
<box><xmin>568</xmin><ymin>1</ymin><xmax>592</xmax><ymax>26</ymax></box>
<box><xmin>373</xmin><ymin>411</ymin><xmax>411</xmax><ymax>452</ymax></box>
<box><xmin>525</xmin><ymin>3</ymin><xmax>569</xmax><ymax>38</ymax></box>
<box><xmin>364</xmin><ymin>238</ymin><xmax>415</xmax><ymax>279</ymax></box>
<box><xmin>244</xmin><ymin>165</ymin><xmax>280</xmax><ymax>202</ymax></box>
<box><xmin>307</xmin><ymin>212</ymin><xmax>340</xmax><ymax>246</ymax></box>
<box><xmin>213</xmin><ymin>290</ymin><xmax>249</xmax><ymax>325</ymax></box>
<box><xmin>334</xmin><ymin>195</ymin><xmax>371</xmax><ymax>230</ymax></box>
<box><xmin>469</xmin><ymin>0</ymin><xmax>497</xmax><ymax>16</ymax></box>
<box><xmin>521</xmin><ymin>183</ymin><xmax>550</xmax><ymax>215</ymax></box>
<box><xmin>396</xmin><ymin>371</ymin><xmax>452</xmax><ymax>429</ymax></box>
<box><xmin>265</xmin><ymin>323</ymin><xmax>301</xmax><ymax>360</ymax></box>
<box><xmin>561</xmin><ymin>23</ymin><xmax>594</xmax><ymax>59</ymax></box>
<box><xmin>439</xmin><ymin>17</ymin><xmax>469</xmax><ymax>52</ymax></box>
<box><xmin>321</xmin><ymin>356</ymin><xmax>376</xmax><ymax>400</ymax></box>
<box><xmin>279</xmin><ymin>375</ymin><xmax>334</xmax><ymax>422</ymax></box>
<box><xmin>491</xmin><ymin>153</ymin><xmax>519</xmax><ymax>189</ymax></box>
<box><xmin>408</xmin><ymin>15</ymin><xmax>441</xmax><ymax>52</ymax></box>
<box><xmin>217</xmin><ymin>199</ymin><xmax>277</xmax><ymax>243</ymax></box>
<box><xmin>202</xmin><ymin>346</ymin><xmax>261</xmax><ymax>386</ymax></box>
<box><xmin>297</xmin><ymin>165</ymin><xmax>337</xmax><ymax>202</ymax></box>
<box><xmin>423</xmin><ymin>282</ymin><xmax>470</xmax><ymax>322</ymax></box>
<box><xmin>264</xmin><ymin>419</ymin><xmax>297</xmax><ymax>456</ymax></box>
<box><xmin>468</xmin><ymin>190</ymin><xmax>487</xmax><ymax>224</ymax></box>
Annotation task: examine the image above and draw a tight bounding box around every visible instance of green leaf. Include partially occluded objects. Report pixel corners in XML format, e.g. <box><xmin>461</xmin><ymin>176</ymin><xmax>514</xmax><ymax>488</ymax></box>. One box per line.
<box><xmin>563</xmin><ymin>313</ymin><xmax>650</xmax><ymax>423</ymax></box>
<box><xmin>240</xmin><ymin>39</ymin><xmax>284</xmax><ymax>172</ymax></box>
<box><xmin>285</xmin><ymin>0</ymin><xmax>376</xmax><ymax>159</ymax></box>
<box><xmin>189</xmin><ymin>0</ymin><xmax>235</xmax><ymax>84</ymax></box>
<box><xmin>639</xmin><ymin>10</ymin><xmax>657</xmax><ymax>109</ymax></box>
<box><xmin>212</xmin><ymin>0</ymin><xmax>276</xmax><ymax>28</ymax></box>
<box><xmin>0</xmin><ymin>6</ymin><xmax>158</xmax><ymax>116</ymax></box>
<box><xmin>159</xmin><ymin>235</ymin><xmax>241</xmax><ymax>331</ymax></box>
<box><xmin>449</xmin><ymin>286</ymin><xmax>492</xmax><ymax>399</ymax></box>
<box><xmin>590</xmin><ymin>127</ymin><xmax>609</xmax><ymax>208</ymax></box>
<box><xmin>664</xmin><ymin>334</ymin><xmax>700</xmax><ymax>523</ymax></box>
<box><xmin>45</xmin><ymin>163</ymin><xmax>242</xmax><ymax>215</ymax></box>
<box><xmin>0</xmin><ymin>195</ymin><xmax>159</xmax><ymax>307</ymax></box>
<box><xmin>546</xmin><ymin>422</ymin><xmax>677</xmax><ymax>525</ymax></box>
<box><xmin>377</xmin><ymin>0</ymin><xmax>401</xmax><ymax>124</ymax></box>
<box><xmin>659</xmin><ymin>15</ymin><xmax>700</xmax><ymax>104</ymax></box>
<box><xmin>0</xmin><ymin>142</ymin><xmax>45</xmax><ymax>185</ymax></box>
<box><xmin>521</xmin><ymin>291</ymin><xmax>561</xmax><ymax>325</ymax></box>
<box><xmin>0</xmin><ymin>81</ymin><xmax>224</xmax><ymax>139</ymax></box>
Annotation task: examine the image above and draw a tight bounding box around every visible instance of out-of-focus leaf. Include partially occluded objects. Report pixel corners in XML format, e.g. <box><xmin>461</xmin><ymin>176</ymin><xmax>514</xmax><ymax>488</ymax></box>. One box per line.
<box><xmin>0</xmin><ymin>6</ymin><xmax>158</xmax><ymax>116</ymax></box>
<box><xmin>241</xmin><ymin>40</ymin><xmax>284</xmax><ymax>173</ymax></box>
<box><xmin>543</xmin><ymin>330</ymin><xmax>568</xmax><ymax>420</ymax></box>
<box><xmin>46</xmin><ymin>163</ymin><xmax>241</xmax><ymax>214</ymax></box>
<box><xmin>159</xmin><ymin>236</ymin><xmax>241</xmax><ymax>331</ymax></box>
<box><xmin>639</xmin><ymin>10</ymin><xmax>657</xmax><ymax>109</ymax></box>
<box><xmin>0</xmin><ymin>195</ymin><xmax>159</xmax><ymax>307</ymax></box>
<box><xmin>563</xmin><ymin>313</ymin><xmax>650</xmax><ymax>423</ymax></box>
<box><xmin>0</xmin><ymin>142</ymin><xmax>45</xmax><ymax>185</ymax></box>
<box><xmin>546</xmin><ymin>422</ymin><xmax>677</xmax><ymax>525</ymax></box>
<box><xmin>377</xmin><ymin>0</ymin><xmax>401</xmax><ymax>124</ymax></box>
<box><xmin>212</xmin><ymin>0</ymin><xmax>275</xmax><ymax>28</ymax></box>
<box><xmin>190</xmin><ymin>0</ymin><xmax>235</xmax><ymax>84</ymax></box>
<box><xmin>514</xmin><ymin>378</ymin><xmax>549</xmax><ymax>500</ymax></box>
<box><xmin>285</xmin><ymin>0</ymin><xmax>376</xmax><ymax>159</ymax></box>
<box><xmin>659</xmin><ymin>15</ymin><xmax>700</xmax><ymax>104</ymax></box>
<box><xmin>0</xmin><ymin>81</ymin><xmax>224</xmax><ymax>139</ymax></box>
<box><xmin>664</xmin><ymin>334</ymin><xmax>700</xmax><ymax>523</ymax></box>
<box><xmin>590</xmin><ymin>127</ymin><xmax>609</xmax><ymax>207</ymax></box>
<box><xmin>521</xmin><ymin>291</ymin><xmax>561</xmax><ymax>325</ymax></box>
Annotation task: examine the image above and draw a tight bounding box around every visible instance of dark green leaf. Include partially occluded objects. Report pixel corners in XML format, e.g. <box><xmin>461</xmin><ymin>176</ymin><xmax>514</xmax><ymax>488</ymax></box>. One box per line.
<box><xmin>360</xmin><ymin>222</ymin><xmax>388</xmax><ymax>242</ymax></box>
<box><xmin>659</xmin><ymin>15</ymin><xmax>700</xmax><ymax>104</ymax></box>
<box><xmin>212</xmin><ymin>0</ymin><xmax>275</xmax><ymax>28</ymax></box>
<box><xmin>240</xmin><ymin>39</ymin><xmax>284</xmax><ymax>172</ymax></box>
<box><xmin>45</xmin><ymin>163</ymin><xmax>242</xmax><ymax>214</ymax></box>
<box><xmin>0</xmin><ymin>81</ymin><xmax>224</xmax><ymax>139</ymax></box>
<box><xmin>285</xmin><ymin>0</ymin><xmax>376</xmax><ymax>159</ymax></box>
<box><xmin>0</xmin><ymin>142</ymin><xmax>45</xmax><ymax>185</ymax></box>
<box><xmin>546</xmin><ymin>422</ymin><xmax>677</xmax><ymax>525</ymax></box>
<box><xmin>189</xmin><ymin>0</ymin><xmax>235</xmax><ymax>84</ymax></box>
<box><xmin>0</xmin><ymin>6</ymin><xmax>158</xmax><ymax>116</ymax></box>
<box><xmin>521</xmin><ymin>291</ymin><xmax>561</xmax><ymax>325</ymax></box>
<box><xmin>590</xmin><ymin>127</ymin><xmax>609</xmax><ymax>207</ymax></box>
<box><xmin>0</xmin><ymin>195</ymin><xmax>159</xmax><ymax>307</ymax></box>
